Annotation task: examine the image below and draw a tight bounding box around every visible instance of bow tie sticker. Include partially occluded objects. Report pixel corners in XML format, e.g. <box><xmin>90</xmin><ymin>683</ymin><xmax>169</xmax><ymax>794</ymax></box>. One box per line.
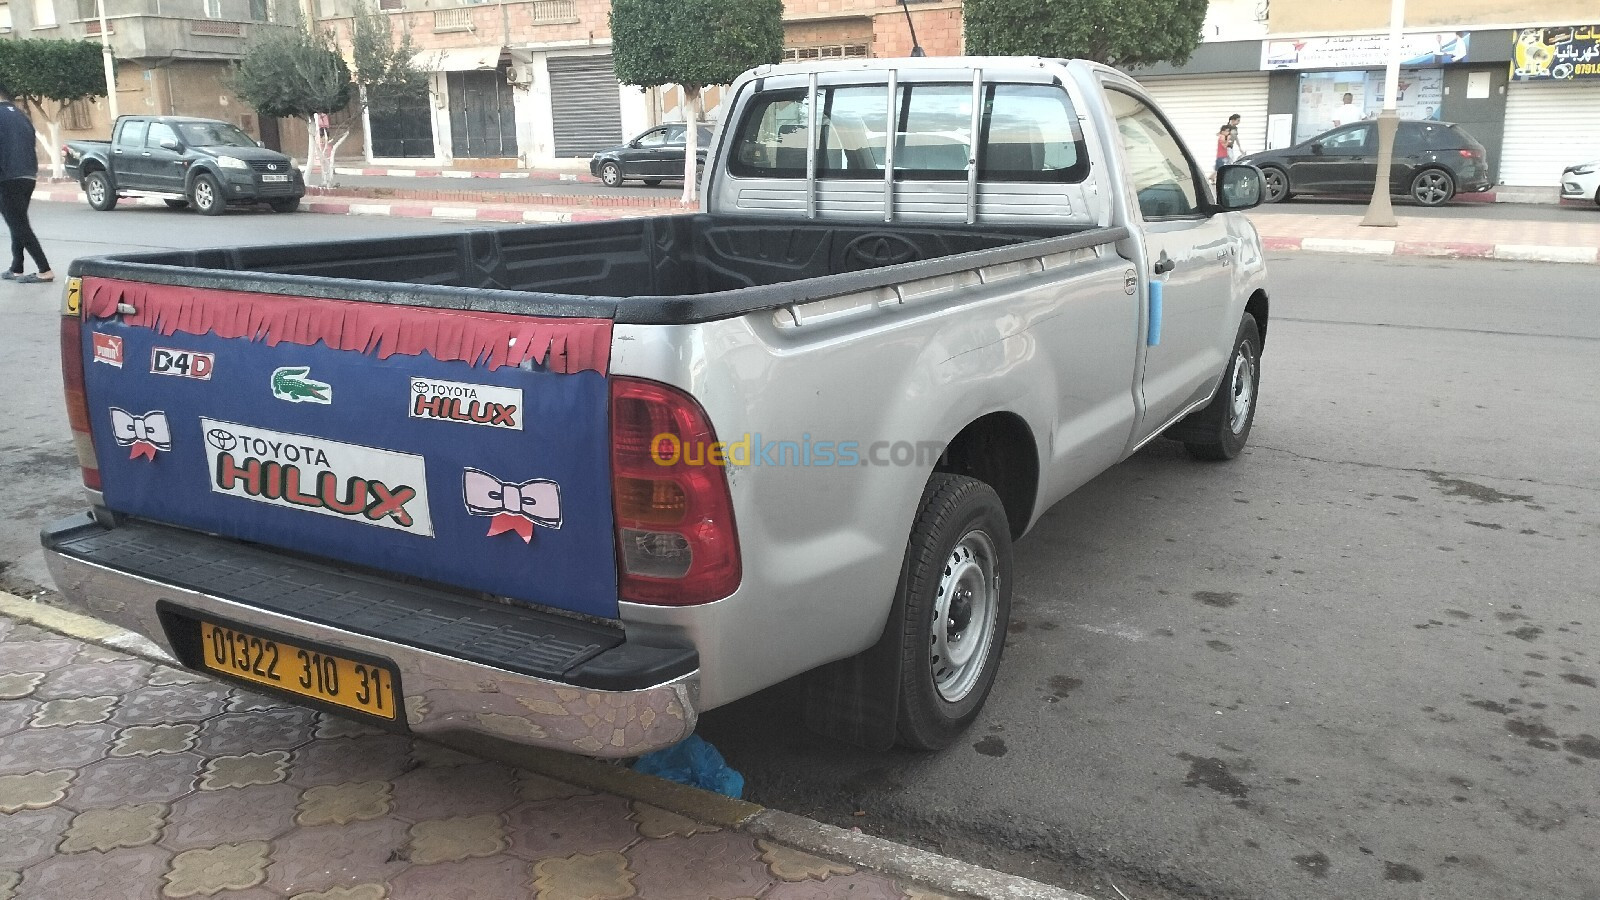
<box><xmin>462</xmin><ymin>468</ymin><xmax>562</xmax><ymax>543</ymax></box>
<box><xmin>109</xmin><ymin>408</ymin><xmax>172</xmax><ymax>461</ymax></box>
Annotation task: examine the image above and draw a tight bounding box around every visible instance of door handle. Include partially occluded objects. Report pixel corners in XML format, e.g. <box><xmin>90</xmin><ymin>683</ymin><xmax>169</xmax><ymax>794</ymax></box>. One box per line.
<box><xmin>1153</xmin><ymin>251</ymin><xmax>1175</xmax><ymax>275</ymax></box>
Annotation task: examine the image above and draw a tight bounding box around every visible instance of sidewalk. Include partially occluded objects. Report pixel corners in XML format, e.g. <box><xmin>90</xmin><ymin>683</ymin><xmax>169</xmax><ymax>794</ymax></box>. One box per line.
<box><xmin>0</xmin><ymin>594</ymin><xmax>1089</xmax><ymax>900</ymax></box>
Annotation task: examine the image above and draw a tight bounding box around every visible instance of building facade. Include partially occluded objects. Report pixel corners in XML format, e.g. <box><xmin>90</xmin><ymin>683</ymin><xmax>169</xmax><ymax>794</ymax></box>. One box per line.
<box><xmin>1131</xmin><ymin>0</ymin><xmax>1600</xmax><ymax>188</ymax></box>
<box><xmin>0</xmin><ymin>0</ymin><xmax>308</xmax><ymax>154</ymax></box>
<box><xmin>317</xmin><ymin>0</ymin><xmax>957</xmax><ymax>168</ymax></box>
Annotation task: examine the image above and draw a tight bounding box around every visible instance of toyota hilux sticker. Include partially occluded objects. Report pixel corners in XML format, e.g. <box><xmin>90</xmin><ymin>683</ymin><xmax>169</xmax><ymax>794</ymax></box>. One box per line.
<box><xmin>110</xmin><ymin>409</ymin><xmax>171</xmax><ymax>460</ymax></box>
<box><xmin>201</xmin><ymin>418</ymin><xmax>433</xmax><ymax>536</ymax></box>
<box><xmin>409</xmin><ymin>377</ymin><xmax>523</xmax><ymax>430</ymax></box>
<box><xmin>462</xmin><ymin>467</ymin><xmax>562</xmax><ymax>542</ymax></box>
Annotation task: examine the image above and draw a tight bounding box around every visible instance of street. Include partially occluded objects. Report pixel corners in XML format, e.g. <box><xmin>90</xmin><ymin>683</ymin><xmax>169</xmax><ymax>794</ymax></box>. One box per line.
<box><xmin>3</xmin><ymin>202</ymin><xmax>1597</xmax><ymax>900</ymax></box>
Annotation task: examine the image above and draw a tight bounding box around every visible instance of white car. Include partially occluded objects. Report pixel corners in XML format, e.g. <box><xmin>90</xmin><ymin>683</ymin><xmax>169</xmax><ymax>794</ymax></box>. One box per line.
<box><xmin>1561</xmin><ymin>159</ymin><xmax>1600</xmax><ymax>205</ymax></box>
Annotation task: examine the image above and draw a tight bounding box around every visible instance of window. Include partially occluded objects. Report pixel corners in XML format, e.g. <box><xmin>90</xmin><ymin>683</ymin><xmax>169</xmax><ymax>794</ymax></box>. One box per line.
<box><xmin>0</xmin><ymin>4</ymin><xmax>11</xmax><ymax>31</ymax></box>
<box><xmin>783</xmin><ymin>44</ymin><xmax>869</xmax><ymax>62</ymax></box>
<box><xmin>32</xmin><ymin>0</ymin><xmax>55</xmax><ymax>27</ymax></box>
<box><xmin>1318</xmin><ymin>125</ymin><xmax>1370</xmax><ymax>153</ymax></box>
<box><xmin>249</xmin><ymin>0</ymin><xmax>269</xmax><ymax>21</ymax></box>
<box><xmin>637</xmin><ymin>128</ymin><xmax>668</xmax><ymax>148</ymax></box>
<box><xmin>664</xmin><ymin>124</ymin><xmax>686</xmax><ymax>145</ymax></box>
<box><xmin>730</xmin><ymin>82</ymin><xmax>1089</xmax><ymax>183</ymax></box>
<box><xmin>146</xmin><ymin>121</ymin><xmax>178</xmax><ymax>148</ymax></box>
<box><xmin>115</xmin><ymin>119</ymin><xmax>148</xmax><ymax>148</ymax></box>
<box><xmin>1105</xmin><ymin>88</ymin><xmax>1202</xmax><ymax>219</ymax></box>
<box><xmin>65</xmin><ymin>98</ymin><xmax>91</xmax><ymax>129</ymax></box>
<box><xmin>203</xmin><ymin>0</ymin><xmax>221</xmax><ymax>17</ymax></box>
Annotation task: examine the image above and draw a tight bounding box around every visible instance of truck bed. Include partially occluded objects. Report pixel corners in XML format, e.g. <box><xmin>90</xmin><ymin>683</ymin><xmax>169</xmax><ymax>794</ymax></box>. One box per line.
<box><xmin>70</xmin><ymin>214</ymin><xmax>1120</xmax><ymax>325</ymax></box>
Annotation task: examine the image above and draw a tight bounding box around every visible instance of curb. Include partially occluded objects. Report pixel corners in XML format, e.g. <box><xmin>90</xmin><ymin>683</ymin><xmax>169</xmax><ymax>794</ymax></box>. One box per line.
<box><xmin>1260</xmin><ymin>234</ymin><xmax>1599</xmax><ymax>264</ymax></box>
<box><xmin>0</xmin><ymin>589</ymin><xmax>1092</xmax><ymax>900</ymax></box>
<box><xmin>333</xmin><ymin>166</ymin><xmax>600</xmax><ymax>184</ymax></box>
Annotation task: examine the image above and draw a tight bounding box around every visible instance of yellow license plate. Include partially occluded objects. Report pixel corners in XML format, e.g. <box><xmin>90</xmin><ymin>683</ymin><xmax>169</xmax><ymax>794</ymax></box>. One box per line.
<box><xmin>198</xmin><ymin>621</ymin><xmax>398</xmax><ymax>720</ymax></box>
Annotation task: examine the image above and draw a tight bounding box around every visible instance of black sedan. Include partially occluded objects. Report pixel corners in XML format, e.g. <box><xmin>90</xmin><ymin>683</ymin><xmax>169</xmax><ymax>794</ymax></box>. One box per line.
<box><xmin>590</xmin><ymin>124</ymin><xmax>713</xmax><ymax>187</ymax></box>
<box><xmin>1238</xmin><ymin>120</ymin><xmax>1491</xmax><ymax>207</ymax></box>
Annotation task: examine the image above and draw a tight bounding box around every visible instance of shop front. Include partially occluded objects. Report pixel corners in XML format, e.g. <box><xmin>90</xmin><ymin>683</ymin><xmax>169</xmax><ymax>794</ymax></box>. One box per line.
<box><xmin>1500</xmin><ymin>25</ymin><xmax>1600</xmax><ymax>187</ymax></box>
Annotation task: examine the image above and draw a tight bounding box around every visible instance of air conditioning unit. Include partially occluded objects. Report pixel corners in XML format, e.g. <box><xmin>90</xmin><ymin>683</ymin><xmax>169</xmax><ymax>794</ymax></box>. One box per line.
<box><xmin>506</xmin><ymin>66</ymin><xmax>530</xmax><ymax>87</ymax></box>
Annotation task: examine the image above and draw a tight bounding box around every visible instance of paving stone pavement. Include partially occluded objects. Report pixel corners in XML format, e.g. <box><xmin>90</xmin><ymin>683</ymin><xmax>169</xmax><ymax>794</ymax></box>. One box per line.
<box><xmin>0</xmin><ymin>615</ymin><xmax>959</xmax><ymax>900</ymax></box>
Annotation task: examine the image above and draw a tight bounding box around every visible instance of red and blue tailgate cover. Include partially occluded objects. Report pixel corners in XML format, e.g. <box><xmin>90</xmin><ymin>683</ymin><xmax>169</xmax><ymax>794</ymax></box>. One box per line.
<box><xmin>79</xmin><ymin>277</ymin><xmax>620</xmax><ymax>620</ymax></box>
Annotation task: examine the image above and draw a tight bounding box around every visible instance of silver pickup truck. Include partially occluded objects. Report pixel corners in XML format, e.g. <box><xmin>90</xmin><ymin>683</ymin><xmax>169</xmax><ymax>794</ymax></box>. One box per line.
<box><xmin>43</xmin><ymin>57</ymin><xmax>1268</xmax><ymax>757</ymax></box>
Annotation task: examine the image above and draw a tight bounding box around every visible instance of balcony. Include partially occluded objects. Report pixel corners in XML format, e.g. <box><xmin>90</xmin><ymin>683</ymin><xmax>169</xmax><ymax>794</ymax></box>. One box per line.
<box><xmin>432</xmin><ymin>7</ymin><xmax>474</xmax><ymax>32</ymax></box>
<box><xmin>70</xmin><ymin>0</ymin><xmax>288</xmax><ymax>59</ymax></box>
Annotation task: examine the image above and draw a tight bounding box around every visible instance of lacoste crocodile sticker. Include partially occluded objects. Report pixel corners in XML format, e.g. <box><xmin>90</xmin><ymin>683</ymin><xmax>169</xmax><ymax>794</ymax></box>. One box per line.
<box><xmin>270</xmin><ymin>366</ymin><xmax>332</xmax><ymax>404</ymax></box>
<box><xmin>201</xmin><ymin>418</ymin><xmax>434</xmax><ymax>536</ymax></box>
<box><xmin>409</xmin><ymin>377</ymin><xmax>523</xmax><ymax>430</ymax></box>
<box><xmin>109</xmin><ymin>408</ymin><xmax>171</xmax><ymax>460</ymax></box>
<box><xmin>463</xmin><ymin>467</ymin><xmax>562</xmax><ymax>543</ymax></box>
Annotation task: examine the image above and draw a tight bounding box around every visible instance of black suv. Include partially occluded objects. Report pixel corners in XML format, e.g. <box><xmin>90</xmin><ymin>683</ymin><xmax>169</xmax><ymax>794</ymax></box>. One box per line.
<box><xmin>1238</xmin><ymin>120</ymin><xmax>1491</xmax><ymax>207</ymax></box>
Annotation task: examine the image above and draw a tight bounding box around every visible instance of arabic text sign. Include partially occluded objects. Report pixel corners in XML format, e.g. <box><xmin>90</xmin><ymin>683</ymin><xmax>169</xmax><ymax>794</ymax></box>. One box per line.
<box><xmin>1262</xmin><ymin>32</ymin><xmax>1470</xmax><ymax>70</ymax></box>
<box><xmin>1512</xmin><ymin>26</ymin><xmax>1600</xmax><ymax>81</ymax></box>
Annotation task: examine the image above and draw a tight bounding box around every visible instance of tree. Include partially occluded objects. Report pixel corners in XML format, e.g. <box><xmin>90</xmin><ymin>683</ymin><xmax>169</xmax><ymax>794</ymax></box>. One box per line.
<box><xmin>232</xmin><ymin>23</ymin><xmax>353</xmax><ymax>187</ymax></box>
<box><xmin>611</xmin><ymin>0</ymin><xmax>783</xmax><ymax>204</ymax></box>
<box><xmin>964</xmin><ymin>0</ymin><xmax>1208</xmax><ymax>69</ymax></box>
<box><xmin>349</xmin><ymin>2</ymin><xmax>428</xmax><ymax>144</ymax></box>
<box><xmin>0</xmin><ymin>40</ymin><xmax>109</xmax><ymax>179</ymax></box>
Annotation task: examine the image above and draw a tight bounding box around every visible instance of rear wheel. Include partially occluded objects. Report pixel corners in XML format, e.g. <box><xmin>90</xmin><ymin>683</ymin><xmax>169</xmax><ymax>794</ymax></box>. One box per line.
<box><xmin>1410</xmin><ymin>169</ymin><xmax>1454</xmax><ymax>206</ymax></box>
<box><xmin>84</xmin><ymin>171</ymin><xmax>117</xmax><ymax>211</ymax></box>
<box><xmin>190</xmin><ymin>174</ymin><xmax>226</xmax><ymax>216</ymax></box>
<box><xmin>1261</xmin><ymin>166</ymin><xmax>1291</xmax><ymax>203</ymax></box>
<box><xmin>1173</xmin><ymin>315</ymin><xmax>1262</xmax><ymax>461</ymax></box>
<box><xmin>641</xmin><ymin>178</ymin><xmax>662</xmax><ymax>186</ymax></box>
<box><xmin>894</xmin><ymin>473</ymin><xmax>1013</xmax><ymax>750</ymax></box>
<box><xmin>163</xmin><ymin>199</ymin><xmax>189</xmax><ymax>210</ymax></box>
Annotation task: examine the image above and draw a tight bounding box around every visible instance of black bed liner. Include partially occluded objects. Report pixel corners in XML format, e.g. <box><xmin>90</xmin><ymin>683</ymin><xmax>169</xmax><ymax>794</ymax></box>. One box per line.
<box><xmin>68</xmin><ymin>213</ymin><xmax>1128</xmax><ymax>326</ymax></box>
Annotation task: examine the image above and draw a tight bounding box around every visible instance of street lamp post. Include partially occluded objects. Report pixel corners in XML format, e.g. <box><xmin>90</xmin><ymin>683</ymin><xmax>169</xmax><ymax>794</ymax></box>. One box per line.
<box><xmin>96</xmin><ymin>0</ymin><xmax>118</xmax><ymax>120</ymax></box>
<box><xmin>1361</xmin><ymin>0</ymin><xmax>1404</xmax><ymax>227</ymax></box>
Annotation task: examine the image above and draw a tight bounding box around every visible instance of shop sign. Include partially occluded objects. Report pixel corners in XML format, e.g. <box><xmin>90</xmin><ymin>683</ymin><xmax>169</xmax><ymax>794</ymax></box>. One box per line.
<box><xmin>1261</xmin><ymin>32</ymin><xmax>1470</xmax><ymax>70</ymax></box>
<box><xmin>1512</xmin><ymin>26</ymin><xmax>1600</xmax><ymax>81</ymax></box>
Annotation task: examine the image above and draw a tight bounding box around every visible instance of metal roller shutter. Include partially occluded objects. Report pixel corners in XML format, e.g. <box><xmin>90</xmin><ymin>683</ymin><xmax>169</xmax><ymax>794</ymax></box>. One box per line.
<box><xmin>1136</xmin><ymin>74</ymin><xmax>1272</xmax><ymax>164</ymax></box>
<box><xmin>1499</xmin><ymin>80</ymin><xmax>1600</xmax><ymax>187</ymax></box>
<box><xmin>547</xmin><ymin>54</ymin><xmax>625</xmax><ymax>158</ymax></box>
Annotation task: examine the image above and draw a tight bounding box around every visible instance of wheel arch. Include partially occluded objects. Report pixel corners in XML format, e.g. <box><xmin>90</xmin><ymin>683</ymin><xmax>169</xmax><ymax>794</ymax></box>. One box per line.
<box><xmin>1246</xmin><ymin>289</ymin><xmax>1269</xmax><ymax>349</ymax></box>
<box><xmin>934</xmin><ymin>411</ymin><xmax>1038</xmax><ymax>540</ymax></box>
<box><xmin>80</xmin><ymin>158</ymin><xmax>107</xmax><ymax>177</ymax></box>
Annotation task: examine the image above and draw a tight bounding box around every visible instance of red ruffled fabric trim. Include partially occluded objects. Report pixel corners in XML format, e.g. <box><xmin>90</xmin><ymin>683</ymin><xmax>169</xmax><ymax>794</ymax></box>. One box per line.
<box><xmin>83</xmin><ymin>277</ymin><xmax>612</xmax><ymax>375</ymax></box>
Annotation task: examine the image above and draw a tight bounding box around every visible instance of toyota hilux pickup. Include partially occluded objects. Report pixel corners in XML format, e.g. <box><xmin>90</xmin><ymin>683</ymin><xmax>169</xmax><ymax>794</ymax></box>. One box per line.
<box><xmin>43</xmin><ymin>58</ymin><xmax>1269</xmax><ymax>757</ymax></box>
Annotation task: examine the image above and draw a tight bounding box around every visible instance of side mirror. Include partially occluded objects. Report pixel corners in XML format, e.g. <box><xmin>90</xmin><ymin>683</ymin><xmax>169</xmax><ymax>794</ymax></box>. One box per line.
<box><xmin>1214</xmin><ymin>164</ymin><xmax>1264</xmax><ymax>212</ymax></box>
<box><xmin>160</xmin><ymin>139</ymin><xmax>179</xmax><ymax>150</ymax></box>
<box><xmin>628</xmin><ymin>139</ymin><xmax>641</xmax><ymax>148</ymax></box>
<box><xmin>1310</xmin><ymin>142</ymin><xmax>1324</xmax><ymax>155</ymax></box>
<box><xmin>257</xmin><ymin>140</ymin><xmax>266</xmax><ymax>148</ymax></box>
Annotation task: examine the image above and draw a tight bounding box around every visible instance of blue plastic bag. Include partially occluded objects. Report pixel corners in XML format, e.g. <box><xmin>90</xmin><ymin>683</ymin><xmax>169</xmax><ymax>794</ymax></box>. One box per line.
<box><xmin>633</xmin><ymin>734</ymin><xmax>745</xmax><ymax>799</ymax></box>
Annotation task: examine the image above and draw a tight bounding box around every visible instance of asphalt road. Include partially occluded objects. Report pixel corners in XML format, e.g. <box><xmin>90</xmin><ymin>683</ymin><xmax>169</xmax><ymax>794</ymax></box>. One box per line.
<box><xmin>3</xmin><ymin>203</ymin><xmax>1597</xmax><ymax>900</ymax></box>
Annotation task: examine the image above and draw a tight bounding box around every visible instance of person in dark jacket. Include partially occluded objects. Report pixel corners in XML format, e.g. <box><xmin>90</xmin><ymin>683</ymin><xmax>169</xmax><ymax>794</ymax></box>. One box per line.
<box><xmin>0</xmin><ymin>82</ymin><xmax>52</xmax><ymax>283</ymax></box>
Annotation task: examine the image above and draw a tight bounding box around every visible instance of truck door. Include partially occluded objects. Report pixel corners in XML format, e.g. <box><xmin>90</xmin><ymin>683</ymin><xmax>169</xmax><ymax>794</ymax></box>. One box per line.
<box><xmin>112</xmin><ymin>119</ymin><xmax>150</xmax><ymax>189</ymax></box>
<box><xmin>1101</xmin><ymin>87</ymin><xmax>1237</xmax><ymax>440</ymax></box>
<box><xmin>142</xmin><ymin>122</ymin><xmax>187</xmax><ymax>195</ymax></box>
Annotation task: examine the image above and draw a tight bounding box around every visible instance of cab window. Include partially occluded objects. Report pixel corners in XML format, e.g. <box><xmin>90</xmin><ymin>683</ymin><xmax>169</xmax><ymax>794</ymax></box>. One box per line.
<box><xmin>1104</xmin><ymin>88</ymin><xmax>1203</xmax><ymax>219</ymax></box>
<box><xmin>147</xmin><ymin>122</ymin><xmax>178</xmax><ymax>149</ymax></box>
<box><xmin>116</xmin><ymin>120</ymin><xmax>148</xmax><ymax>148</ymax></box>
<box><xmin>637</xmin><ymin>128</ymin><xmax>669</xmax><ymax>148</ymax></box>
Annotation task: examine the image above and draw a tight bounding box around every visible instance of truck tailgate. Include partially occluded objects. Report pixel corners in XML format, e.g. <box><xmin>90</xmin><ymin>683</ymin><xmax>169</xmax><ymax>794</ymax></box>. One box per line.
<box><xmin>77</xmin><ymin>276</ymin><xmax>621</xmax><ymax>620</ymax></box>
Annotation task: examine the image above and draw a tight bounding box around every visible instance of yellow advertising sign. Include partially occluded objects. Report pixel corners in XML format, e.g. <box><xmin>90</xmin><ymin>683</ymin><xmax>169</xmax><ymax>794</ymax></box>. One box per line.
<box><xmin>64</xmin><ymin>277</ymin><xmax>82</xmax><ymax>317</ymax></box>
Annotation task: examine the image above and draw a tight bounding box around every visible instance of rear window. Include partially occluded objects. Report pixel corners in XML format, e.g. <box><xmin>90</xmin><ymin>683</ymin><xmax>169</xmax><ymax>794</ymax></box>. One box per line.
<box><xmin>1402</xmin><ymin>122</ymin><xmax>1475</xmax><ymax>151</ymax></box>
<box><xmin>729</xmin><ymin>82</ymin><xmax>1089</xmax><ymax>183</ymax></box>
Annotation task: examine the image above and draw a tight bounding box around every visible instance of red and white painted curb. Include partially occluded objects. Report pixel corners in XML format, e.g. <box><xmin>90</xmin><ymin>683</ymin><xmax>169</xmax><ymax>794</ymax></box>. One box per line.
<box><xmin>332</xmin><ymin>166</ymin><xmax>599</xmax><ymax>183</ymax></box>
<box><xmin>34</xmin><ymin>187</ymin><xmax>1597</xmax><ymax>263</ymax></box>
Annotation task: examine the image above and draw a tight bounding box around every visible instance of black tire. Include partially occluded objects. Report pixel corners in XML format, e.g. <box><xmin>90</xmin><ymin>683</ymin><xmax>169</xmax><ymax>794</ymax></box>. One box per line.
<box><xmin>163</xmin><ymin>198</ymin><xmax>189</xmax><ymax>210</ymax></box>
<box><xmin>894</xmin><ymin>473</ymin><xmax>1013</xmax><ymax>750</ymax></box>
<box><xmin>1261</xmin><ymin>166</ymin><xmax>1291</xmax><ymax>203</ymax></box>
<box><xmin>83</xmin><ymin>171</ymin><xmax>117</xmax><ymax>211</ymax></box>
<box><xmin>599</xmin><ymin>161</ymin><xmax>623</xmax><ymax>187</ymax></box>
<box><xmin>641</xmin><ymin>178</ymin><xmax>662</xmax><ymax>186</ymax></box>
<box><xmin>1410</xmin><ymin>168</ymin><xmax>1454</xmax><ymax>206</ymax></box>
<box><xmin>268</xmin><ymin>198</ymin><xmax>300</xmax><ymax>213</ymax></box>
<box><xmin>189</xmin><ymin>173</ymin><xmax>226</xmax><ymax>215</ymax></box>
<box><xmin>1174</xmin><ymin>315</ymin><xmax>1262</xmax><ymax>461</ymax></box>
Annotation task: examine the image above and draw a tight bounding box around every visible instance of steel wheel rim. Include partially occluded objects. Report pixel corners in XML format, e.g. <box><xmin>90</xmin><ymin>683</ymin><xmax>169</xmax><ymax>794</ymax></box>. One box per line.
<box><xmin>1416</xmin><ymin>172</ymin><xmax>1448</xmax><ymax>204</ymax></box>
<box><xmin>194</xmin><ymin>180</ymin><xmax>214</xmax><ymax>209</ymax></box>
<box><xmin>602</xmin><ymin>164</ymin><xmax>620</xmax><ymax>186</ymax></box>
<box><xmin>931</xmin><ymin>530</ymin><xmax>1000</xmax><ymax>703</ymax></box>
<box><xmin>87</xmin><ymin>178</ymin><xmax>105</xmax><ymax>205</ymax></box>
<box><xmin>1228</xmin><ymin>340</ymin><xmax>1256</xmax><ymax>435</ymax></box>
<box><xmin>1264</xmin><ymin>170</ymin><xmax>1286</xmax><ymax>201</ymax></box>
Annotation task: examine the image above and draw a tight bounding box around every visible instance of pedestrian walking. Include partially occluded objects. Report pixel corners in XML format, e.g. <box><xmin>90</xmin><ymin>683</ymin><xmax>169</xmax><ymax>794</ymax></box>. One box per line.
<box><xmin>0</xmin><ymin>82</ymin><xmax>52</xmax><ymax>284</ymax></box>
<box><xmin>1215</xmin><ymin>124</ymin><xmax>1234</xmax><ymax>192</ymax></box>
<box><xmin>1225</xmin><ymin>113</ymin><xmax>1248</xmax><ymax>159</ymax></box>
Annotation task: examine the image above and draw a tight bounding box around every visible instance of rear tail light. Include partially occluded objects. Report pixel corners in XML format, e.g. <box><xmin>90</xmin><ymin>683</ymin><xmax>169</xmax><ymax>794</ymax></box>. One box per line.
<box><xmin>1459</xmin><ymin>149</ymin><xmax>1482</xmax><ymax>158</ymax></box>
<box><xmin>610</xmin><ymin>377</ymin><xmax>740</xmax><ymax>606</ymax></box>
<box><xmin>60</xmin><ymin>306</ymin><xmax>101</xmax><ymax>490</ymax></box>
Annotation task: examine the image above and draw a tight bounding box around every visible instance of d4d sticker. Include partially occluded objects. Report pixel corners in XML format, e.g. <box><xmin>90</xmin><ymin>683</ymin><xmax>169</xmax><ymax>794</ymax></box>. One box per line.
<box><xmin>201</xmin><ymin>418</ymin><xmax>434</xmax><ymax>536</ymax></box>
<box><xmin>109</xmin><ymin>409</ymin><xmax>171</xmax><ymax>460</ymax></box>
<box><xmin>151</xmin><ymin>347</ymin><xmax>215</xmax><ymax>380</ymax></box>
<box><xmin>92</xmin><ymin>333</ymin><xmax>124</xmax><ymax>367</ymax></box>
<box><xmin>463</xmin><ymin>468</ymin><xmax>562</xmax><ymax>543</ymax></box>
<box><xmin>409</xmin><ymin>377</ymin><xmax>523</xmax><ymax>430</ymax></box>
<box><xmin>271</xmin><ymin>366</ymin><xmax>332</xmax><ymax>404</ymax></box>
